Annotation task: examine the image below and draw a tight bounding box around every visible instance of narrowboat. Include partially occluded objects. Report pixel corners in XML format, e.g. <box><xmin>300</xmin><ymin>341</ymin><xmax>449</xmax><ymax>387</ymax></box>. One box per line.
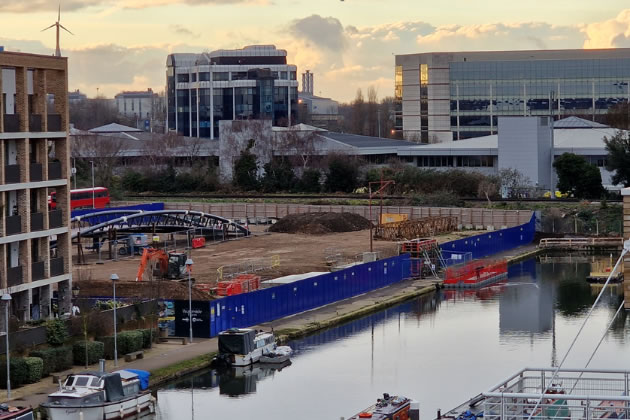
<box><xmin>214</xmin><ymin>328</ymin><xmax>291</xmax><ymax>367</ymax></box>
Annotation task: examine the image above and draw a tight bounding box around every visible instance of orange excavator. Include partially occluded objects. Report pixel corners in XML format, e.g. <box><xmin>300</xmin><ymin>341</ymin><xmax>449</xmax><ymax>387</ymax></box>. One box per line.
<box><xmin>135</xmin><ymin>248</ymin><xmax>188</xmax><ymax>281</ymax></box>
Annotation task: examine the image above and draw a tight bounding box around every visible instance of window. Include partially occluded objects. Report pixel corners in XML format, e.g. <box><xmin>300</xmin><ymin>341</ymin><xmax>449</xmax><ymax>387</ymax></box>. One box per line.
<box><xmin>290</xmin><ymin>71</ymin><xmax>297</xmax><ymax>80</ymax></box>
<box><xmin>280</xmin><ymin>71</ymin><xmax>287</xmax><ymax>80</ymax></box>
<box><xmin>199</xmin><ymin>72</ymin><xmax>210</xmax><ymax>81</ymax></box>
<box><xmin>191</xmin><ymin>73</ymin><xmax>197</xmax><ymax>82</ymax></box>
<box><xmin>74</xmin><ymin>377</ymin><xmax>90</xmax><ymax>387</ymax></box>
<box><xmin>213</xmin><ymin>72</ymin><xmax>229</xmax><ymax>81</ymax></box>
<box><xmin>176</xmin><ymin>74</ymin><xmax>189</xmax><ymax>83</ymax></box>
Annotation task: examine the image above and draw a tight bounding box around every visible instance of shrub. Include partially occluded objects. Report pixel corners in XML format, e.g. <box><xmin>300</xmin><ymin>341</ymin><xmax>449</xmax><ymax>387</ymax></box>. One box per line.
<box><xmin>139</xmin><ymin>329</ymin><xmax>154</xmax><ymax>349</ymax></box>
<box><xmin>233</xmin><ymin>150</ymin><xmax>259</xmax><ymax>191</ymax></box>
<box><xmin>45</xmin><ymin>319</ymin><xmax>68</xmax><ymax>347</ymax></box>
<box><xmin>261</xmin><ymin>159</ymin><xmax>296</xmax><ymax>192</ymax></box>
<box><xmin>30</xmin><ymin>346</ymin><xmax>73</xmax><ymax>376</ymax></box>
<box><xmin>101</xmin><ymin>330</ymin><xmax>143</xmax><ymax>359</ymax></box>
<box><xmin>409</xmin><ymin>191</ymin><xmax>465</xmax><ymax>207</ymax></box>
<box><xmin>0</xmin><ymin>357</ymin><xmax>29</xmax><ymax>388</ymax></box>
<box><xmin>297</xmin><ymin>169</ymin><xmax>321</xmax><ymax>193</ymax></box>
<box><xmin>73</xmin><ymin>341</ymin><xmax>104</xmax><ymax>366</ymax></box>
<box><xmin>326</xmin><ymin>155</ymin><xmax>359</xmax><ymax>193</ymax></box>
<box><xmin>23</xmin><ymin>357</ymin><xmax>43</xmax><ymax>384</ymax></box>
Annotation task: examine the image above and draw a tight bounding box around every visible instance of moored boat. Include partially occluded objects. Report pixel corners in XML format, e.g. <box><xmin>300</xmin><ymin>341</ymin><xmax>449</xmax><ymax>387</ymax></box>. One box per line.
<box><xmin>348</xmin><ymin>393</ymin><xmax>419</xmax><ymax>420</ymax></box>
<box><xmin>41</xmin><ymin>369</ymin><xmax>155</xmax><ymax>420</ymax></box>
<box><xmin>214</xmin><ymin>328</ymin><xmax>291</xmax><ymax>367</ymax></box>
<box><xmin>259</xmin><ymin>346</ymin><xmax>292</xmax><ymax>365</ymax></box>
<box><xmin>0</xmin><ymin>404</ymin><xmax>33</xmax><ymax>420</ymax></box>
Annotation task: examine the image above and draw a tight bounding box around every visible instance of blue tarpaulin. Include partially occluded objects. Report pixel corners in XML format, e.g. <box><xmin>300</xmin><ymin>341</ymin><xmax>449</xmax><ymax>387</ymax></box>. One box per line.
<box><xmin>125</xmin><ymin>369</ymin><xmax>150</xmax><ymax>390</ymax></box>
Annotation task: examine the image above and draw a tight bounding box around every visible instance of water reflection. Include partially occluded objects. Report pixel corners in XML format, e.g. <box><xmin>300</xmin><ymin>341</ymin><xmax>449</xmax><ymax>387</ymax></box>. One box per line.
<box><xmin>156</xmin><ymin>259</ymin><xmax>629</xmax><ymax>420</ymax></box>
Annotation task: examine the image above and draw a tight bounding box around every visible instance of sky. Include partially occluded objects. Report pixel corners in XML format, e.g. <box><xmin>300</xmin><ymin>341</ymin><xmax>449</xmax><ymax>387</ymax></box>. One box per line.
<box><xmin>3</xmin><ymin>1</ymin><xmax>630</xmax><ymax>102</ymax></box>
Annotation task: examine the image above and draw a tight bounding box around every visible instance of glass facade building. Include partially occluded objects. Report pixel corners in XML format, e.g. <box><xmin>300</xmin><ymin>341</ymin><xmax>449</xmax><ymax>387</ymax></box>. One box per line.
<box><xmin>395</xmin><ymin>49</ymin><xmax>630</xmax><ymax>143</ymax></box>
<box><xmin>167</xmin><ymin>45</ymin><xmax>298</xmax><ymax>139</ymax></box>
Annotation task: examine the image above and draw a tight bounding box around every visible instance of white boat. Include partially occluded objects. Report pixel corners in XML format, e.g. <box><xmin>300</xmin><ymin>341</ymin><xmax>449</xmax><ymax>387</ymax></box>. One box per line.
<box><xmin>41</xmin><ymin>369</ymin><xmax>155</xmax><ymax>420</ymax></box>
<box><xmin>215</xmin><ymin>328</ymin><xmax>291</xmax><ymax>367</ymax></box>
<box><xmin>259</xmin><ymin>346</ymin><xmax>293</xmax><ymax>365</ymax></box>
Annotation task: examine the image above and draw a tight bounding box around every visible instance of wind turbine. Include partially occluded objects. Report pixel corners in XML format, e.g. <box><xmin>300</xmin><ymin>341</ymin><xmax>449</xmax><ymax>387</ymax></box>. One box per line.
<box><xmin>41</xmin><ymin>5</ymin><xmax>73</xmax><ymax>57</ymax></box>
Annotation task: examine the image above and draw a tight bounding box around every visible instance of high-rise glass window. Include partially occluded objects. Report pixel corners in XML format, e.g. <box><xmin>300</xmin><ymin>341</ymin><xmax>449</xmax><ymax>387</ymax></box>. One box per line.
<box><xmin>177</xmin><ymin>74</ymin><xmax>189</xmax><ymax>83</ymax></box>
<box><xmin>213</xmin><ymin>72</ymin><xmax>229</xmax><ymax>81</ymax></box>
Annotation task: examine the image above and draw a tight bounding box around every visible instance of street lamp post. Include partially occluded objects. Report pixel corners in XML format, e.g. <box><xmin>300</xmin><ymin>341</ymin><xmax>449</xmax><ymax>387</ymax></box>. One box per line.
<box><xmin>90</xmin><ymin>161</ymin><xmax>95</xmax><ymax>209</ymax></box>
<box><xmin>185</xmin><ymin>259</ymin><xmax>194</xmax><ymax>344</ymax></box>
<box><xmin>1</xmin><ymin>294</ymin><xmax>11</xmax><ymax>399</ymax></box>
<box><xmin>110</xmin><ymin>274</ymin><xmax>119</xmax><ymax>367</ymax></box>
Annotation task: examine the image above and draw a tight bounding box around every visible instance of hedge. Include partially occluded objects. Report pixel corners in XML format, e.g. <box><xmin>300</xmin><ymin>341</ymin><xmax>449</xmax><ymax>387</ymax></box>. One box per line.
<box><xmin>30</xmin><ymin>346</ymin><xmax>73</xmax><ymax>376</ymax></box>
<box><xmin>101</xmin><ymin>331</ymin><xmax>143</xmax><ymax>359</ymax></box>
<box><xmin>0</xmin><ymin>357</ymin><xmax>38</xmax><ymax>387</ymax></box>
<box><xmin>139</xmin><ymin>329</ymin><xmax>155</xmax><ymax>349</ymax></box>
<box><xmin>24</xmin><ymin>357</ymin><xmax>43</xmax><ymax>384</ymax></box>
<box><xmin>73</xmin><ymin>341</ymin><xmax>104</xmax><ymax>366</ymax></box>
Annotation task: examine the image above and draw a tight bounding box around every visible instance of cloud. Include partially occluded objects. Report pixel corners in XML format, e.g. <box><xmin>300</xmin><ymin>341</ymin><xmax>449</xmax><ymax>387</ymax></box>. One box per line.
<box><xmin>289</xmin><ymin>15</ymin><xmax>346</xmax><ymax>51</ymax></box>
<box><xmin>169</xmin><ymin>24</ymin><xmax>198</xmax><ymax>38</ymax></box>
<box><xmin>582</xmin><ymin>9</ymin><xmax>630</xmax><ymax>48</ymax></box>
<box><xmin>0</xmin><ymin>0</ymin><xmax>266</xmax><ymax>13</ymax></box>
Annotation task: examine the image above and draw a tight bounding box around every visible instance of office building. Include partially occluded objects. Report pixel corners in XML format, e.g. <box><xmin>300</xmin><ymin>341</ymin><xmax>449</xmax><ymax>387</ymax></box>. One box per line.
<box><xmin>298</xmin><ymin>71</ymin><xmax>340</xmax><ymax>131</ymax></box>
<box><xmin>166</xmin><ymin>45</ymin><xmax>299</xmax><ymax>139</ymax></box>
<box><xmin>68</xmin><ymin>89</ymin><xmax>86</xmax><ymax>103</ymax></box>
<box><xmin>115</xmin><ymin>88</ymin><xmax>162</xmax><ymax>131</ymax></box>
<box><xmin>0</xmin><ymin>50</ymin><xmax>72</xmax><ymax>323</ymax></box>
<box><xmin>395</xmin><ymin>48</ymin><xmax>630</xmax><ymax>143</ymax></box>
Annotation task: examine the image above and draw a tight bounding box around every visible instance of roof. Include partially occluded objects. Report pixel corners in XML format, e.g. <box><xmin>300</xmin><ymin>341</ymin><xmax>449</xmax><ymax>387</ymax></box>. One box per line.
<box><xmin>553</xmin><ymin>116</ymin><xmax>609</xmax><ymax>129</ymax></box>
<box><xmin>88</xmin><ymin>123</ymin><xmax>143</xmax><ymax>134</ymax></box>
<box><xmin>322</xmin><ymin>132</ymin><xmax>416</xmax><ymax>149</ymax></box>
<box><xmin>272</xmin><ymin>123</ymin><xmax>327</xmax><ymax>132</ymax></box>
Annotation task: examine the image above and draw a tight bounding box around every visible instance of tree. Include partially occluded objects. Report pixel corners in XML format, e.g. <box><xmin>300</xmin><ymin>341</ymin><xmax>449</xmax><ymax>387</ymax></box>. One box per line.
<box><xmin>553</xmin><ymin>153</ymin><xmax>604</xmax><ymax>199</ymax></box>
<box><xmin>604</xmin><ymin>130</ymin><xmax>630</xmax><ymax>186</ymax></box>
<box><xmin>325</xmin><ymin>155</ymin><xmax>359</xmax><ymax>192</ymax></box>
<box><xmin>498</xmin><ymin>168</ymin><xmax>532</xmax><ymax>198</ymax></box>
<box><xmin>233</xmin><ymin>149</ymin><xmax>259</xmax><ymax>190</ymax></box>
<box><xmin>351</xmin><ymin>88</ymin><xmax>366</xmax><ymax>135</ymax></box>
<box><xmin>297</xmin><ymin>169</ymin><xmax>321</xmax><ymax>193</ymax></box>
<box><xmin>605</xmin><ymin>102</ymin><xmax>630</xmax><ymax>130</ymax></box>
<box><xmin>261</xmin><ymin>158</ymin><xmax>296</xmax><ymax>192</ymax></box>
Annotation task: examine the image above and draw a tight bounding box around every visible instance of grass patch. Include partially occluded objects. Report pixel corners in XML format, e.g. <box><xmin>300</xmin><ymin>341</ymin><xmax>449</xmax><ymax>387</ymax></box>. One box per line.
<box><xmin>150</xmin><ymin>352</ymin><xmax>216</xmax><ymax>386</ymax></box>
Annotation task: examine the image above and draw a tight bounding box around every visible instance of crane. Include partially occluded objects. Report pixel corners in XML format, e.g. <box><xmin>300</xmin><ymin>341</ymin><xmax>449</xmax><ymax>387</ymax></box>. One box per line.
<box><xmin>135</xmin><ymin>248</ymin><xmax>188</xmax><ymax>282</ymax></box>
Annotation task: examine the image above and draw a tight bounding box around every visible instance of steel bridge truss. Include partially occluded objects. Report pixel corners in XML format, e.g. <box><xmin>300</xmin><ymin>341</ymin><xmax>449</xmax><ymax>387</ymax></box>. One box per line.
<box><xmin>71</xmin><ymin>210</ymin><xmax>251</xmax><ymax>240</ymax></box>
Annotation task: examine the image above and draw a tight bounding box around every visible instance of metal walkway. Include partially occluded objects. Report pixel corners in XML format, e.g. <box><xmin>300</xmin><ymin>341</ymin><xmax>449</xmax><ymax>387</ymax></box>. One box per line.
<box><xmin>71</xmin><ymin>210</ymin><xmax>251</xmax><ymax>239</ymax></box>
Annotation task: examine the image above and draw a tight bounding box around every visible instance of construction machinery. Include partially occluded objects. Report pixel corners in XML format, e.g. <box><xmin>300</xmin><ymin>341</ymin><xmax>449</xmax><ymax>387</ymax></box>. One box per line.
<box><xmin>135</xmin><ymin>248</ymin><xmax>188</xmax><ymax>281</ymax></box>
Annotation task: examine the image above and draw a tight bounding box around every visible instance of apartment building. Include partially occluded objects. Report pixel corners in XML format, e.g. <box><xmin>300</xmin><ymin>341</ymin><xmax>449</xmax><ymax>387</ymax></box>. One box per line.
<box><xmin>0</xmin><ymin>50</ymin><xmax>72</xmax><ymax>323</ymax></box>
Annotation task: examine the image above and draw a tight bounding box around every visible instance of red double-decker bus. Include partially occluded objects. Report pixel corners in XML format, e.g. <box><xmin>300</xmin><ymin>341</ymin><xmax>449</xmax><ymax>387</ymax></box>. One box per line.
<box><xmin>49</xmin><ymin>187</ymin><xmax>110</xmax><ymax>210</ymax></box>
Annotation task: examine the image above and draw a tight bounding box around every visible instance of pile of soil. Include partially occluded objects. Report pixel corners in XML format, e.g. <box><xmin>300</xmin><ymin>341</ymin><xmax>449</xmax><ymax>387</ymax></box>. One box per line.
<box><xmin>269</xmin><ymin>212</ymin><xmax>372</xmax><ymax>235</ymax></box>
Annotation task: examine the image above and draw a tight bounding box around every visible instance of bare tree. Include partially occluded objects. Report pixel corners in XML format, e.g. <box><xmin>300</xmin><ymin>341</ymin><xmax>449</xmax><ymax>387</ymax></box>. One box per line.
<box><xmin>72</xmin><ymin>134</ymin><xmax>124</xmax><ymax>187</ymax></box>
<box><xmin>351</xmin><ymin>88</ymin><xmax>366</xmax><ymax>135</ymax></box>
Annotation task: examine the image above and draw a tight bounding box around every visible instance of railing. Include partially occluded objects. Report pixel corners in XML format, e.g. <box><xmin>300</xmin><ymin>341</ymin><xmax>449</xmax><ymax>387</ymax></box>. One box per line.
<box><xmin>539</xmin><ymin>237</ymin><xmax>624</xmax><ymax>249</ymax></box>
<box><xmin>31</xmin><ymin>261</ymin><xmax>45</xmax><ymax>281</ymax></box>
<box><xmin>5</xmin><ymin>215</ymin><xmax>22</xmax><ymax>235</ymax></box>
<box><xmin>482</xmin><ymin>368</ymin><xmax>630</xmax><ymax>420</ymax></box>
<box><xmin>4</xmin><ymin>164</ymin><xmax>20</xmax><ymax>183</ymax></box>
<box><xmin>48</xmin><ymin>210</ymin><xmax>63</xmax><ymax>229</ymax></box>
<box><xmin>29</xmin><ymin>162</ymin><xmax>43</xmax><ymax>182</ymax></box>
<box><xmin>3</xmin><ymin>114</ymin><xmax>20</xmax><ymax>132</ymax></box>
<box><xmin>50</xmin><ymin>257</ymin><xmax>64</xmax><ymax>277</ymax></box>
<box><xmin>7</xmin><ymin>266</ymin><xmax>22</xmax><ymax>287</ymax></box>
<box><xmin>47</xmin><ymin>161</ymin><xmax>62</xmax><ymax>180</ymax></box>
<box><xmin>30</xmin><ymin>212</ymin><xmax>44</xmax><ymax>231</ymax></box>
<box><xmin>28</xmin><ymin>114</ymin><xmax>42</xmax><ymax>132</ymax></box>
<box><xmin>47</xmin><ymin>114</ymin><xmax>62</xmax><ymax>132</ymax></box>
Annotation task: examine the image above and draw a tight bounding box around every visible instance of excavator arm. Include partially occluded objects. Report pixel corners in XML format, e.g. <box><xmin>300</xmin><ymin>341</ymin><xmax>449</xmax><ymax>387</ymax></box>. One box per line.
<box><xmin>135</xmin><ymin>248</ymin><xmax>169</xmax><ymax>281</ymax></box>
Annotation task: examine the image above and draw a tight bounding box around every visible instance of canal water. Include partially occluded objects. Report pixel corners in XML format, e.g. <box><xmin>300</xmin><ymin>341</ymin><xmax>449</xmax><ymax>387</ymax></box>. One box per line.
<box><xmin>155</xmin><ymin>257</ymin><xmax>629</xmax><ymax>419</ymax></box>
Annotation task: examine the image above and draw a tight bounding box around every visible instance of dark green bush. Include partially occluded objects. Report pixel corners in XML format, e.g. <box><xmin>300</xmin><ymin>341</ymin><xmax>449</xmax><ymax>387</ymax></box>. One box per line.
<box><xmin>23</xmin><ymin>357</ymin><xmax>43</xmax><ymax>384</ymax></box>
<box><xmin>297</xmin><ymin>169</ymin><xmax>321</xmax><ymax>193</ymax></box>
<box><xmin>45</xmin><ymin>319</ymin><xmax>68</xmax><ymax>347</ymax></box>
<box><xmin>0</xmin><ymin>357</ymin><xmax>30</xmax><ymax>388</ymax></box>
<box><xmin>101</xmin><ymin>330</ymin><xmax>143</xmax><ymax>359</ymax></box>
<box><xmin>73</xmin><ymin>341</ymin><xmax>104</xmax><ymax>366</ymax></box>
<box><xmin>139</xmin><ymin>329</ymin><xmax>154</xmax><ymax>349</ymax></box>
<box><xmin>326</xmin><ymin>156</ymin><xmax>359</xmax><ymax>193</ymax></box>
<box><xmin>30</xmin><ymin>346</ymin><xmax>73</xmax><ymax>376</ymax></box>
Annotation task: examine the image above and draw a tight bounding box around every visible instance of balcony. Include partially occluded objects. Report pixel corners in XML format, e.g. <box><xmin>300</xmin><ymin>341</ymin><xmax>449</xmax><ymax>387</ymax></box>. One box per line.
<box><xmin>50</xmin><ymin>257</ymin><xmax>64</xmax><ymax>277</ymax></box>
<box><xmin>4</xmin><ymin>164</ymin><xmax>20</xmax><ymax>183</ymax></box>
<box><xmin>31</xmin><ymin>261</ymin><xmax>45</xmax><ymax>281</ymax></box>
<box><xmin>3</xmin><ymin>114</ymin><xmax>20</xmax><ymax>133</ymax></box>
<box><xmin>30</xmin><ymin>212</ymin><xmax>44</xmax><ymax>231</ymax></box>
<box><xmin>47</xmin><ymin>114</ymin><xmax>62</xmax><ymax>132</ymax></box>
<box><xmin>7</xmin><ymin>265</ymin><xmax>22</xmax><ymax>287</ymax></box>
<box><xmin>47</xmin><ymin>161</ymin><xmax>62</xmax><ymax>180</ymax></box>
<box><xmin>48</xmin><ymin>210</ymin><xmax>63</xmax><ymax>229</ymax></box>
<box><xmin>28</xmin><ymin>114</ymin><xmax>42</xmax><ymax>132</ymax></box>
<box><xmin>29</xmin><ymin>162</ymin><xmax>43</xmax><ymax>182</ymax></box>
<box><xmin>5</xmin><ymin>215</ymin><xmax>22</xmax><ymax>235</ymax></box>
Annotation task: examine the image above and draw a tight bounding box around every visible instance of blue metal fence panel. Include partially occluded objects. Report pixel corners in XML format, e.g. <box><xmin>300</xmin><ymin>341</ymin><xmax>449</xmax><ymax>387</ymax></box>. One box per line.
<box><xmin>71</xmin><ymin>202</ymin><xmax>164</xmax><ymax>220</ymax></box>
<box><xmin>439</xmin><ymin>214</ymin><xmax>536</xmax><ymax>259</ymax></box>
<box><xmin>210</xmin><ymin>254</ymin><xmax>411</xmax><ymax>337</ymax></box>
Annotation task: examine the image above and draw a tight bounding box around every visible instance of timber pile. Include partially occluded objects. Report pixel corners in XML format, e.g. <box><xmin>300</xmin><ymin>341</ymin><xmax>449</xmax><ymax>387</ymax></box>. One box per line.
<box><xmin>375</xmin><ymin>216</ymin><xmax>458</xmax><ymax>241</ymax></box>
<box><xmin>269</xmin><ymin>212</ymin><xmax>372</xmax><ymax>234</ymax></box>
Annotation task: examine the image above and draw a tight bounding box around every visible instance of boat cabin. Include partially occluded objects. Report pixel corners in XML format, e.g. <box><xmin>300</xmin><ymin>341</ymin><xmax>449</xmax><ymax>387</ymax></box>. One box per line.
<box><xmin>47</xmin><ymin>371</ymin><xmax>142</xmax><ymax>407</ymax></box>
<box><xmin>218</xmin><ymin>329</ymin><xmax>274</xmax><ymax>355</ymax></box>
<box><xmin>349</xmin><ymin>394</ymin><xmax>411</xmax><ymax>420</ymax></box>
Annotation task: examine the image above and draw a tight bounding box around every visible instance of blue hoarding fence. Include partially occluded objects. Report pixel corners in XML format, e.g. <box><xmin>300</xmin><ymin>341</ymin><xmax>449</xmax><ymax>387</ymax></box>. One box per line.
<box><xmin>71</xmin><ymin>202</ymin><xmax>164</xmax><ymax>220</ymax></box>
<box><xmin>440</xmin><ymin>214</ymin><xmax>536</xmax><ymax>260</ymax></box>
<box><xmin>208</xmin><ymin>254</ymin><xmax>411</xmax><ymax>337</ymax></box>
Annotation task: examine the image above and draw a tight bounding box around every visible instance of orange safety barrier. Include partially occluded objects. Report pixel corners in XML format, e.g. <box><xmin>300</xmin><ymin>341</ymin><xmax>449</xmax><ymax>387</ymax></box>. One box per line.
<box><xmin>216</xmin><ymin>274</ymin><xmax>261</xmax><ymax>296</ymax></box>
<box><xmin>444</xmin><ymin>259</ymin><xmax>507</xmax><ymax>286</ymax></box>
<box><xmin>401</xmin><ymin>239</ymin><xmax>438</xmax><ymax>254</ymax></box>
<box><xmin>191</xmin><ymin>237</ymin><xmax>206</xmax><ymax>249</ymax></box>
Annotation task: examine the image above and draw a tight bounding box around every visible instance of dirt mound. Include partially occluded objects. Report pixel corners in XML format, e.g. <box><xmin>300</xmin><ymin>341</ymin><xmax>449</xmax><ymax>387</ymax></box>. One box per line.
<box><xmin>269</xmin><ymin>212</ymin><xmax>372</xmax><ymax>234</ymax></box>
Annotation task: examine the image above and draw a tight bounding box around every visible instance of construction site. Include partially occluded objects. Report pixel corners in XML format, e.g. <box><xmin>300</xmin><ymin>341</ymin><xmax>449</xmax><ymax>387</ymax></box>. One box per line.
<box><xmin>71</xmin><ymin>205</ymin><xmax>500</xmax><ymax>302</ymax></box>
